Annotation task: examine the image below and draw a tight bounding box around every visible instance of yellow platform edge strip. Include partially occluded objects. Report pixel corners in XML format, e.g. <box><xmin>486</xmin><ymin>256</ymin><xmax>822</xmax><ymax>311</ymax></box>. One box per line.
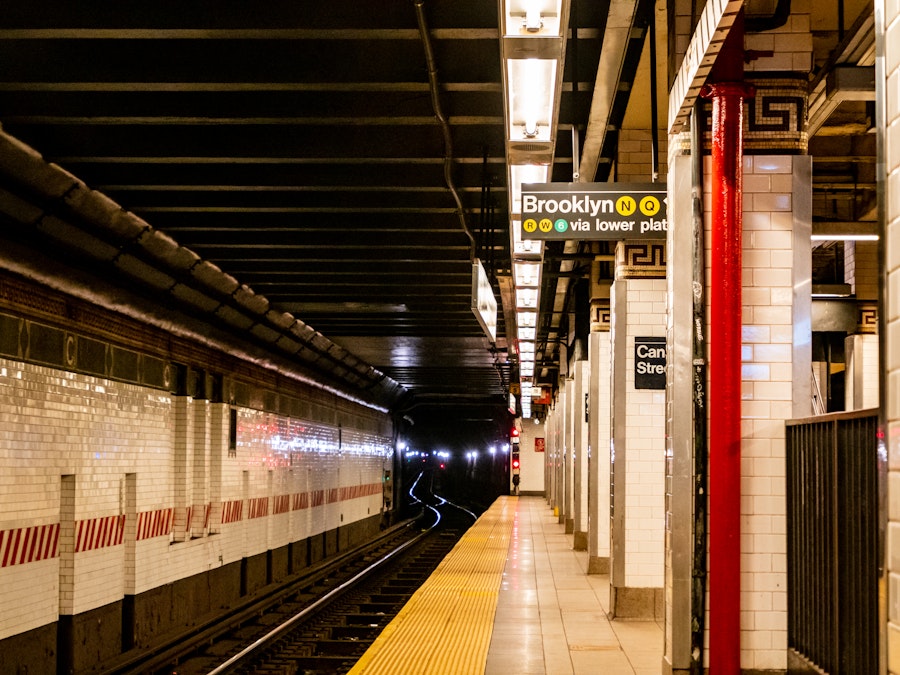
<box><xmin>348</xmin><ymin>496</ymin><xmax>516</xmax><ymax>675</ymax></box>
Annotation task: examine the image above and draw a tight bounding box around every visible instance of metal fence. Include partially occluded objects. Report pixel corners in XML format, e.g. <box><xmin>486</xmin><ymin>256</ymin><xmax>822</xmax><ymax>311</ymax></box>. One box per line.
<box><xmin>785</xmin><ymin>409</ymin><xmax>879</xmax><ymax>674</ymax></box>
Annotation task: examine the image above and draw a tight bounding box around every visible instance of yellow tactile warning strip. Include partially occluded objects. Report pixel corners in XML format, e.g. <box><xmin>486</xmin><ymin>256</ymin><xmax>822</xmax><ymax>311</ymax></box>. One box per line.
<box><xmin>348</xmin><ymin>496</ymin><xmax>515</xmax><ymax>675</ymax></box>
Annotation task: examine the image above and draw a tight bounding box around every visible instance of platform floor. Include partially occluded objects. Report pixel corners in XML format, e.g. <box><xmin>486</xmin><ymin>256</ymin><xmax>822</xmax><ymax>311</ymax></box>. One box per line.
<box><xmin>349</xmin><ymin>496</ymin><xmax>664</xmax><ymax>674</ymax></box>
<box><xmin>485</xmin><ymin>497</ymin><xmax>663</xmax><ymax>675</ymax></box>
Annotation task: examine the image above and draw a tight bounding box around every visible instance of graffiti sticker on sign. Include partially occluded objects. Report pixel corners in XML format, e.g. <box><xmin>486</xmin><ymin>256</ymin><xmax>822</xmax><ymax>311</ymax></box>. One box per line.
<box><xmin>520</xmin><ymin>183</ymin><xmax>667</xmax><ymax>240</ymax></box>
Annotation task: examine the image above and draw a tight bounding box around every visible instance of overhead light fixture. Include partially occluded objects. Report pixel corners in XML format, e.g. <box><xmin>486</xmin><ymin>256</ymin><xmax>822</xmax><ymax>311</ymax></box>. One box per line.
<box><xmin>501</xmin><ymin>0</ymin><xmax>564</xmax><ymax>38</ymax></box>
<box><xmin>509</xmin><ymin>163</ymin><xmax>550</xmax><ymax>214</ymax></box>
<box><xmin>514</xmin><ymin>261</ymin><xmax>542</xmax><ymax>287</ymax></box>
<box><xmin>507</xmin><ymin>59</ymin><xmax>556</xmax><ymax>144</ymax></box>
<box><xmin>516</xmin><ymin>287</ymin><xmax>539</xmax><ymax>308</ymax></box>
<box><xmin>517</xmin><ymin>311</ymin><xmax>537</xmax><ymax>328</ymax></box>
<box><xmin>810</xmin><ymin>234</ymin><xmax>879</xmax><ymax>241</ymax></box>
<box><xmin>501</xmin><ymin>0</ymin><xmax>570</xmax><ymax>420</ymax></box>
<box><xmin>511</xmin><ymin>219</ymin><xmax>544</xmax><ymax>257</ymax></box>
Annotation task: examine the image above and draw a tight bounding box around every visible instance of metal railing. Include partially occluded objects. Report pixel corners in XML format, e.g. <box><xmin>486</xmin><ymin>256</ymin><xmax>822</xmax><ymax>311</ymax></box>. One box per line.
<box><xmin>786</xmin><ymin>409</ymin><xmax>879</xmax><ymax>674</ymax></box>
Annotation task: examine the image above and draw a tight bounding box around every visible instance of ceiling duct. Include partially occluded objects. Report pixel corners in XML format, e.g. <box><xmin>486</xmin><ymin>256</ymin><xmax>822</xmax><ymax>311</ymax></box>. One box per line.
<box><xmin>0</xmin><ymin>126</ymin><xmax>408</xmax><ymax>410</ymax></box>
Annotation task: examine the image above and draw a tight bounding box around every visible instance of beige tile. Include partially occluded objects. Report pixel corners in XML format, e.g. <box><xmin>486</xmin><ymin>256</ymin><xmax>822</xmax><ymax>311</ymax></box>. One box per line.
<box><xmin>486</xmin><ymin>497</ymin><xmax>663</xmax><ymax>674</ymax></box>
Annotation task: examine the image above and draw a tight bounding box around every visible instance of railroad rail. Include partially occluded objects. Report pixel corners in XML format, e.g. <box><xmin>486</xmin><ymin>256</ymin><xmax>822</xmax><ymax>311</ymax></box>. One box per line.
<box><xmin>104</xmin><ymin>471</ymin><xmax>476</xmax><ymax>674</ymax></box>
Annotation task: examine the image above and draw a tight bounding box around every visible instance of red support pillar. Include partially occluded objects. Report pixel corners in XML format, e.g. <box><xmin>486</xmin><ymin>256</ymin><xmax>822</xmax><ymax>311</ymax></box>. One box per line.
<box><xmin>700</xmin><ymin>13</ymin><xmax>753</xmax><ymax>673</ymax></box>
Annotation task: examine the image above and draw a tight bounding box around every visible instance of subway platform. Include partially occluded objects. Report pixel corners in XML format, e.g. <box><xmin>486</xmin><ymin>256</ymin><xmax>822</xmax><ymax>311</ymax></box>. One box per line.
<box><xmin>349</xmin><ymin>496</ymin><xmax>663</xmax><ymax>675</ymax></box>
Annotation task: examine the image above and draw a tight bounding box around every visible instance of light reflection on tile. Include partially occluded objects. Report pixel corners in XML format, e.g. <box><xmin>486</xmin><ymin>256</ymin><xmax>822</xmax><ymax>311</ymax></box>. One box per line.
<box><xmin>485</xmin><ymin>497</ymin><xmax>664</xmax><ymax>675</ymax></box>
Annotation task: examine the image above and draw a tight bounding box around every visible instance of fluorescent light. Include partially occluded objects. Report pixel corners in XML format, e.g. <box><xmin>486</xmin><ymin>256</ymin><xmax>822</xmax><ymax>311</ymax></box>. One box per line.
<box><xmin>525</xmin><ymin>6</ymin><xmax>542</xmax><ymax>32</ymax></box>
<box><xmin>507</xmin><ymin>59</ymin><xmax>556</xmax><ymax>143</ymax></box>
<box><xmin>519</xmin><ymin>340</ymin><xmax>535</xmax><ymax>356</ymax></box>
<box><xmin>514</xmin><ymin>261</ymin><xmax>542</xmax><ymax>287</ymax></box>
<box><xmin>511</xmin><ymin>219</ymin><xmax>544</xmax><ymax>257</ymax></box>
<box><xmin>520</xmin><ymin>362</ymin><xmax>535</xmax><ymax>376</ymax></box>
<box><xmin>510</xmin><ymin>164</ymin><xmax>550</xmax><ymax>214</ymax></box>
<box><xmin>810</xmin><ymin>234</ymin><xmax>879</xmax><ymax>241</ymax></box>
<box><xmin>516</xmin><ymin>287</ymin><xmax>539</xmax><ymax>308</ymax></box>
<box><xmin>517</xmin><ymin>311</ymin><xmax>537</xmax><ymax>328</ymax></box>
<box><xmin>501</xmin><ymin>0</ymin><xmax>564</xmax><ymax>37</ymax></box>
<box><xmin>518</xmin><ymin>326</ymin><xmax>536</xmax><ymax>340</ymax></box>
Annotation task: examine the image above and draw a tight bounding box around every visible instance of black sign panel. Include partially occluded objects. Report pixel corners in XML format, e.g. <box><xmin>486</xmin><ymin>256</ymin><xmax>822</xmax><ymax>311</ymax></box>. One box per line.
<box><xmin>634</xmin><ymin>337</ymin><xmax>666</xmax><ymax>390</ymax></box>
<box><xmin>520</xmin><ymin>182</ymin><xmax>667</xmax><ymax>240</ymax></box>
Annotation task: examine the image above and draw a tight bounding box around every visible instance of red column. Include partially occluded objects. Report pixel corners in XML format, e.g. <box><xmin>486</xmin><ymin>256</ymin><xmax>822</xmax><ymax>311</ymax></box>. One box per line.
<box><xmin>700</xmin><ymin>77</ymin><xmax>753</xmax><ymax>673</ymax></box>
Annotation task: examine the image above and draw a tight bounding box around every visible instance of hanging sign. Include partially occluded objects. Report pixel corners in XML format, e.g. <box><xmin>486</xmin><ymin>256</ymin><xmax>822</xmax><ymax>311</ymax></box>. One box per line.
<box><xmin>520</xmin><ymin>183</ymin><xmax>667</xmax><ymax>240</ymax></box>
<box><xmin>471</xmin><ymin>258</ymin><xmax>497</xmax><ymax>342</ymax></box>
<box><xmin>634</xmin><ymin>337</ymin><xmax>666</xmax><ymax>389</ymax></box>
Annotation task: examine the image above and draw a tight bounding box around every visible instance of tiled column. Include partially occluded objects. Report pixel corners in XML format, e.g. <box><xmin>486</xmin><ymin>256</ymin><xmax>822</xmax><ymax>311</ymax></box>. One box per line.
<box><xmin>172</xmin><ymin>394</ymin><xmax>193</xmax><ymax>542</ymax></box>
<box><xmin>587</xmin><ymin>297</ymin><xmax>611</xmax><ymax>573</ymax></box>
<box><xmin>882</xmin><ymin>0</ymin><xmax>900</xmax><ymax>671</ymax></box>
<box><xmin>845</xmin><ymin>240</ymin><xmax>880</xmax><ymax>410</ymax></box>
<box><xmin>545</xmin><ymin>403</ymin><xmax>556</xmax><ymax>509</ymax></box>
<box><xmin>609</xmin><ymin>241</ymin><xmax>667</xmax><ymax>619</ymax></box>
<box><xmin>551</xmin><ymin>399</ymin><xmax>562</xmax><ymax>514</ymax></box>
<box><xmin>664</xmin><ymin>151</ymin><xmax>694</xmax><ymax>670</ymax></box>
<box><xmin>557</xmin><ymin>380</ymin><xmax>568</xmax><ymax>524</ymax></box>
<box><xmin>565</xmin><ymin>370</ymin><xmax>576</xmax><ymax>533</ymax></box>
<box><xmin>846</xmin><ymin>329</ymin><xmax>879</xmax><ymax>410</ymax></box>
<box><xmin>190</xmin><ymin>394</ymin><xmax>210</xmax><ymax>537</ymax></box>
<box><xmin>208</xmin><ymin>400</ymin><xmax>228</xmax><ymax>534</ymax></box>
<box><xmin>737</xmin><ymin>154</ymin><xmax>812</xmax><ymax>671</ymax></box>
<box><xmin>572</xmin><ymin>358</ymin><xmax>589</xmax><ymax>550</ymax></box>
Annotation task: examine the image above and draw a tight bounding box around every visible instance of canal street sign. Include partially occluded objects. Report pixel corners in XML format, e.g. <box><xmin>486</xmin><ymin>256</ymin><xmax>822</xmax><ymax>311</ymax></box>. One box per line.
<box><xmin>520</xmin><ymin>183</ymin><xmax>667</xmax><ymax>240</ymax></box>
<box><xmin>634</xmin><ymin>336</ymin><xmax>666</xmax><ymax>390</ymax></box>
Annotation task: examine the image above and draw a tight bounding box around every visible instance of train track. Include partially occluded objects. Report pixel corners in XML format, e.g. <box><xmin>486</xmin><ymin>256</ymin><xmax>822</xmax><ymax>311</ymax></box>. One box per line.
<box><xmin>108</xmin><ymin>471</ymin><xmax>476</xmax><ymax>675</ymax></box>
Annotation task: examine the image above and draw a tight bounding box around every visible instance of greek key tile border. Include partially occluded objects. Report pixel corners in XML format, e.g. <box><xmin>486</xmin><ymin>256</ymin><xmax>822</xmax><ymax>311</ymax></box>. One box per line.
<box><xmin>616</xmin><ymin>242</ymin><xmax>666</xmax><ymax>279</ymax></box>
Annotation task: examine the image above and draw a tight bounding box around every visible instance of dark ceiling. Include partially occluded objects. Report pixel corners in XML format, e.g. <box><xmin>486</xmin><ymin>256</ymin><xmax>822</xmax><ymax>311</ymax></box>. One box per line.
<box><xmin>0</xmin><ymin>1</ymin><xmax>878</xmax><ymax>450</ymax></box>
<box><xmin>0</xmin><ymin>0</ymin><xmax>616</xmax><ymax>450</ymax></box>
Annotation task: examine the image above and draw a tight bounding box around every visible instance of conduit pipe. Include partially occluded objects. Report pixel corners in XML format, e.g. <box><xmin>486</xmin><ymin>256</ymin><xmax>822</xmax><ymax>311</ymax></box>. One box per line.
<box><xmin>699</xmin><ymin>10</ymin><xmax>753</xmax><ymax>673</ymax></box>
<box><xmin>413</xmin><ymin>0</ymin><xmax>477</xmax><ymax>260</ymax></box>
<box><xmin>0</xmin><ymin>127</ymin><xmax>407</xmax><ymax>410</ymax></box>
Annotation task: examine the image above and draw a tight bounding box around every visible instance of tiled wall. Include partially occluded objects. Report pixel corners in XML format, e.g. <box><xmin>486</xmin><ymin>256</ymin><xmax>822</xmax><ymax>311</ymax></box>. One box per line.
<box><xmin>744</xmin><ymin>0</ymin><xmax>812</xmax><ymax>73</ymax></box>
<box><xmin>616</xmin><ymin>129</ymin><xmax>669</xmax><ymax>184</ymax></box>
<box><xmin>0</xmin><ymin>356</ymin><xmax>392</xmax><ymax>642</ymax></box>
<box><xmin>884</xmin><ymin>0</ymin><xmax>900</xmax><ymax>670</ymax></box>
<box><xmin>518</xmin><ymin>419</ymin><xmax>546</xmax><ymax>493</ymax></box>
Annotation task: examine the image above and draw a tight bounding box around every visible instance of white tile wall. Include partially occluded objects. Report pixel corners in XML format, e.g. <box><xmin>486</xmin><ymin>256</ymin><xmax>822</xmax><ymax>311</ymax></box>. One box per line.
<box><xmin>518</xmin><ymin>419</ymin><xmax>546</xmax><ymax>494</ymax></box>
<box><xmin>0</xmin><ymin>355</ymin><xmax>392</xmax><ymax>641</ymax></box>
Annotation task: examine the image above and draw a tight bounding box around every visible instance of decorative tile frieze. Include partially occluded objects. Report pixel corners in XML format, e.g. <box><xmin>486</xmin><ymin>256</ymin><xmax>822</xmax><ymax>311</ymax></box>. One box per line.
<box><xmin>616</xmin><ymin>242</ymin><xmax>667</xmax><ymax>279</ymax></box>
<box><xmin>857</xmin><ymin>302</ymin><xmax>878</xmax><ymax>334</ymax></box>
<box><xmin>591</xmin><ymin>299</ymin><xmax>611</xmax><ymax>332</ymax></box>
<box><xmin>692</xmin><ymin>74</ymin><xmax>809</xmax><ymax>154</ymax></box>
